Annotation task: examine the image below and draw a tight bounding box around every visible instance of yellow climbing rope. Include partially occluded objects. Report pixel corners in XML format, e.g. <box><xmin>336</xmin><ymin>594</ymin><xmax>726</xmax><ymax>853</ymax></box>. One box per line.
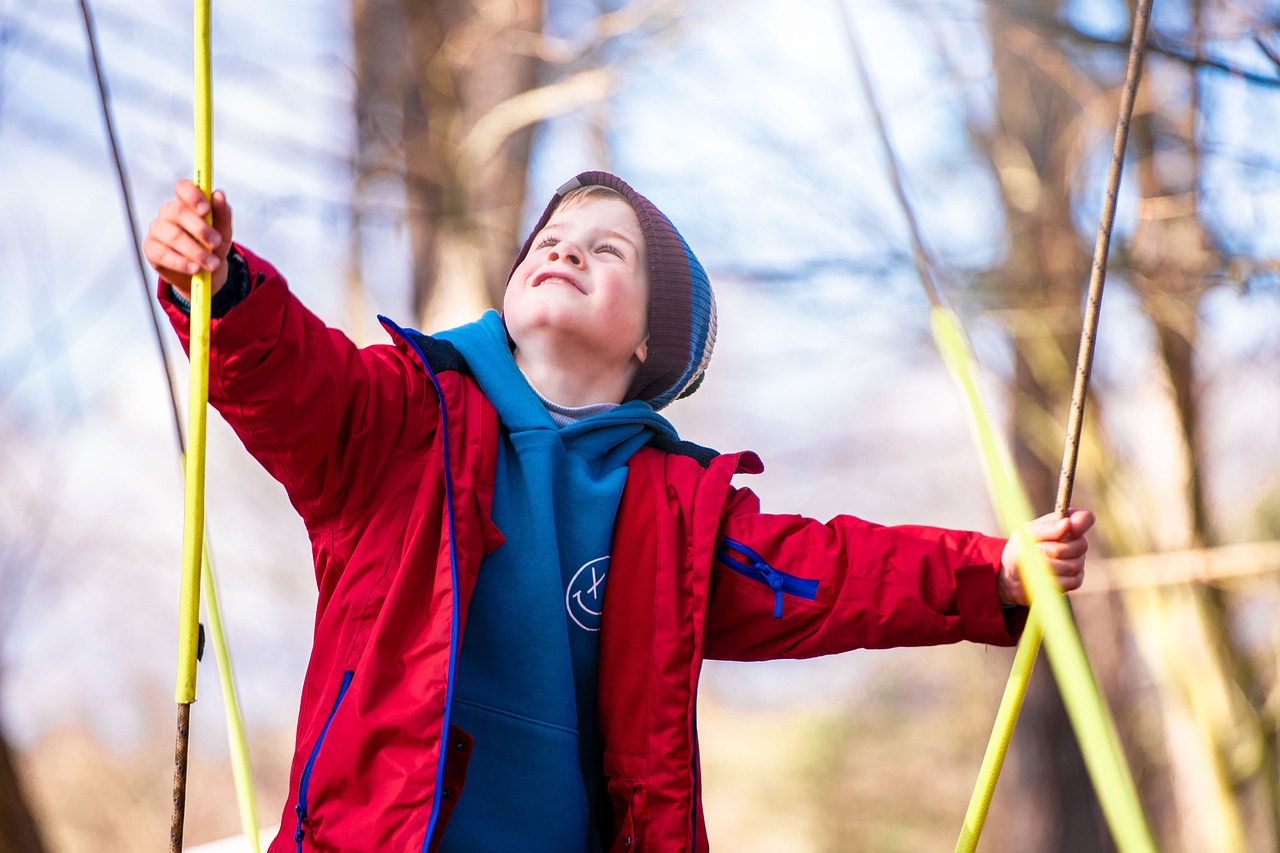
<box><xmin>932</xmin><ymin>309</ymin><xmax>1156</xmax><ymax>853</ymax></box>
<box><xmin>81</xmin><ymin>0</ymin><xmax>261</xmax><ymax>847</ymax></box>
<box><xmin>954</xmin><ymin>0</ymin><xmax>1157</xmax><ymax>848</ymax></box>
<box><xmin>177</xmin><ymin>0</ymin><xmax>212</xmax><ymax>714</ymax></box>
<box><xmin>201</xmin><ymin>538</ymin><xmax>264</xmax><ymax>852</ymax></box>
<box><xmin>176</xmin><ymin>8</ymin><xmax>263</xmax><ymax>846</ymax></box>
<box><xmin>839</xmin><ymin>0</ymin><xmax>1157</xmax><ymax>847</ymax></box>
<box><xmin>170</xmin><ymin>2</ymin><xmax>212</xmax><ymax>849</ymax></box>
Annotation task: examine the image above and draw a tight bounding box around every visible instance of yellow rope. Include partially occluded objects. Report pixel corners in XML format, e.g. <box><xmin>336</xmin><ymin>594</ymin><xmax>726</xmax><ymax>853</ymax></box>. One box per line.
<box><xmin>201</xmin><ymin>539</ymin><xmax>264</xmax><ymax>853</ymax></box>
<box><xmin>171</xmin><ymin>4</ymin><xmax>212</xmax><ymax>850</ymax></box>
<box><xmin>838</xmin><ymin>7</ymin><xmax>1150</xmax><ymax>841</ymax></box>
<box><xmin>178</xmin><ymin>7</ymin><xmax>263</xmax><ymax>845</ymax></box>
<box><xmin>953</xmin><ymin>0</ymin><xmax>1155</xmax><ymax>846</ymax></box>
<box><xmin>840</xmin><ymin>11</ymin><xmax>1152</xmax><ymax>840</ymax></box>
<box><xmin>176</xmin><ymin>0</ymin><xmax>212</xmax><ymax>710</ymax></box>
<box><xmin>933</xmin><ymin>309</ymin><xmax>1155</xmax><ymax>853</ymax></box>
<box><xmin>954</xmin><ymin>612</ymin><xmax>1042</xmax><ymax>851</ymax></box>
<box><xmin>84</xmin><ymin>0</ymin><xmax>261</xmax><ymax>843</ymax></box>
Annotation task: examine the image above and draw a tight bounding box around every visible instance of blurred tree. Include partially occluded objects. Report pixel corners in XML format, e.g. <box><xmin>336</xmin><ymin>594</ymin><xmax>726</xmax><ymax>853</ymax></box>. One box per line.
<box><xmin>351</xmin><ymin>0</ymin><xmax>544</xmax><ymax>332</ymax></box>
<box><xmin>0</xmin><ymin>729</ymin><xmax>46</xmax><ymax>853</ymax></box>
<box><xmin>350</xmin><ymin>0</ymin><xmax>694</xmax><ymax>331</ymax></box>
<box><xmin>1125</xmin><ymin>0</ymin><xmax>1279</xmax><ymax>847</ymax></box>
<box><xmin>969</xmin><ymin>0</ymin><xmax>1280</xmax><ymax>849</ymax></box>
<box><xmin>975</xmin><ymin>3</ymin><xmax>1112</xmax><ymax>847</ymax></box>
<box><xmin>0</xmin><ymin>481</ymin><xmax>44</xmax><ymax>851</ymax></box>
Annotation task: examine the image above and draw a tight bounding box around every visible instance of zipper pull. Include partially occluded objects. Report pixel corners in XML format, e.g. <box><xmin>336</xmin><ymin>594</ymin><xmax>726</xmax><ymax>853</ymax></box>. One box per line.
<box><xmin>294</xmin><ymin>803</ymin><xmax>306</xmax><ymax>844</ymax></box>
<box><xmin>759</xmin><ymin>564</ymin><xmax>785</xmax><ymax>618</ymax></box>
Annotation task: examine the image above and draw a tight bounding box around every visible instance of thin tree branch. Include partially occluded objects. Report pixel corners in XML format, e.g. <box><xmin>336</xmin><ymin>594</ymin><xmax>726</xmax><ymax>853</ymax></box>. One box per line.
<box><xmin>455</xmin><ymin>66</ymin><xmax>613</xmax><ymax>182</ymax></box>
<box><xmin>79</xmin><ymin>0</ymin><xmax>186</xmax><ymax>453</ymax></box>
<box><xmin>837</xmin><ymin>0</ymin><xmax>944</xmax><ymax>307</ymax></box>
<box><xmin>1084</xmin><ymin>541</ymin><xmax>1280</xmax><ymax>593</ymax></box>
<box><xmin>984</xmin><ymin>0</ymin><xmax>1280</xmax><ymax>87</ymax></box>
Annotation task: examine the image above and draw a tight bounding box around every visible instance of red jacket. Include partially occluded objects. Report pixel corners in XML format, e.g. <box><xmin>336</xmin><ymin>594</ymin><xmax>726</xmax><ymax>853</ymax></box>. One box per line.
<box><xmin>162</xmin><ymin>247</ymin><xmax>1023</xmax><ymax>853</ymax></box>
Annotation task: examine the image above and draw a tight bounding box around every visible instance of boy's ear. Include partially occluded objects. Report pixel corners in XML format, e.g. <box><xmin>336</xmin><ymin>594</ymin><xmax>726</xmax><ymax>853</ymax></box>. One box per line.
<box><xmin>634</xmin><ymin>337</ymin><xmax>648</xmax><ymax>364</ymax></box>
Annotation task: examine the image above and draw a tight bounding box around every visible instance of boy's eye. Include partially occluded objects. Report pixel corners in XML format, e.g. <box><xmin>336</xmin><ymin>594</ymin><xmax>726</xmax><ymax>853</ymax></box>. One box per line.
<box><xmin>535</xmin><ymin>235</ymin><xmax>558</xmax><ymax>249</ymax></box>
<box><xmin>597</xmin><ymin>243</ymin><xmax>623</xmax><ymax>258</ymax></box>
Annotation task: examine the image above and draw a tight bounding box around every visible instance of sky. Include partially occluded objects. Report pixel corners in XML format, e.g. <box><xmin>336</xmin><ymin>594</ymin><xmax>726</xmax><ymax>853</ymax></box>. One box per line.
<box><xmin>3</xmin><ymin>0</ymin><xmax>1280</xmax><ymax>766</ymax></box>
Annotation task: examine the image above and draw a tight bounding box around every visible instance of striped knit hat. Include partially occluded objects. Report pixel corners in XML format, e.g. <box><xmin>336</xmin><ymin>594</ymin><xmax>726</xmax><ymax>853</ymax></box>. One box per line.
<box><xmin>509</xmin><ymin>171</ymin><xmax>717</xmax><ymax>411</ymax></box>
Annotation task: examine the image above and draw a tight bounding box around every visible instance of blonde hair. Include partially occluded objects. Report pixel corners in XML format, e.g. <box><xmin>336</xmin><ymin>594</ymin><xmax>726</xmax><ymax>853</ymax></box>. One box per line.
<box><xmin>556</xmin><ymin>184</ymin><xmax>629</xmax><ymax>210</ymax></box>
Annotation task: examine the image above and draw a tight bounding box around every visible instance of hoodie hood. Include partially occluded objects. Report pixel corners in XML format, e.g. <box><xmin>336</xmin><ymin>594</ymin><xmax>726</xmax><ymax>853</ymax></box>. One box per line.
<box><xmin>436</xmin><ymin>310</ymin><xmax>678</xmax><ymax>445</ymax></box>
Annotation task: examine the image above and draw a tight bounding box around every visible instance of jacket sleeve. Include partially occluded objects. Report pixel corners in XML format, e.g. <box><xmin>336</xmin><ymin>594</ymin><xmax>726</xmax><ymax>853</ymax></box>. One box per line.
<box><xmin>703</xmin><ymin>486</ymin><xmax>1025</xmax><ymax>662</ymax></box>
<box><xmin>158</xmin><ymin>244</ymin><xmax>440</xmax><ymax>530</ymax></box>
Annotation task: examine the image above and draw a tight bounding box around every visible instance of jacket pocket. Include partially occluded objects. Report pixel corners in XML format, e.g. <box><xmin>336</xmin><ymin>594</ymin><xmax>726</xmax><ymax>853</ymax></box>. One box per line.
<box><xmin>715</xmin><ymin>538</ymin><xmax>820</xmax><ymax>618</ymax></box>
<box><xmin>605</xmin><ymin>776</ymin><xmax>647</xmax><ymax>852</ymax></box>
<box><xmin>294</xmin><ymin>670</ymin><xmax>354</xmax><ymax>852</ymax></box>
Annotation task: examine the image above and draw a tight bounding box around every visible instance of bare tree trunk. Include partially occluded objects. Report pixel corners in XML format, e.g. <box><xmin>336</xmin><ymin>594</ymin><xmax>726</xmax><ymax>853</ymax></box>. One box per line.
<box><xmin>350</xmin><ymin>0</ymin><xmax>409</xmax><ymax>341</ymax></box>
<box><xmin>0</xmin><ymin>732</ymin><xmax>46</xmax><ymax>853</ymax></box>
<box><xmin>984</xmin><ymin>5</ymin><xmax>1111</xmax><ymax>850</ymax></box>
<box><xmin>401</xmin><ymin>0</ymin><xmax>543</xmax><ymax>331</ymax></box>
<box><xmin>1127</xmin><ymin>1</ymin><xmax>1280</xmax><ymax>840</ymax></box>
<box><xmin>351</xmin><ymin>0</ymin><xmax>543</xmax><ymax>333</ymax></box>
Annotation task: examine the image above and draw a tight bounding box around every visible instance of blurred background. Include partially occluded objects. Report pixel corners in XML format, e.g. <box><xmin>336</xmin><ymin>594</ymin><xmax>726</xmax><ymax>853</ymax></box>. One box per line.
<box><xmin>3</xmin><ymin>0</ymin><xmax>1280</xmax><ymax>850</ymax></box>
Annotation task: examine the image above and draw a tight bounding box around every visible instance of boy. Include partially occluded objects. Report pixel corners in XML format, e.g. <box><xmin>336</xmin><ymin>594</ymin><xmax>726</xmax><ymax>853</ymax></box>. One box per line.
<box><xmin>146</xmin><ymin>171</ymin><xmax>1090</xmax><ymax>852</ymax></box>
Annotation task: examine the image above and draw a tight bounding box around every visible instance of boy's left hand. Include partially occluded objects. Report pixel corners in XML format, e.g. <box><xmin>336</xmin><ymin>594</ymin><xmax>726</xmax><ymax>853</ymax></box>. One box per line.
<box><xmin>997</xmin><ymin>508</ymin><xmax>1095</xmax><ymax>606</ymax></box>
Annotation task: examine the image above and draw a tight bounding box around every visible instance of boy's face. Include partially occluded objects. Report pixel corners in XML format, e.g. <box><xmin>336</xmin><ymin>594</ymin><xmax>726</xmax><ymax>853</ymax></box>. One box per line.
<box><xmin>504</xmin><ymin>196</ymin><xmax>650</xmax><ymax>371</ymax></box>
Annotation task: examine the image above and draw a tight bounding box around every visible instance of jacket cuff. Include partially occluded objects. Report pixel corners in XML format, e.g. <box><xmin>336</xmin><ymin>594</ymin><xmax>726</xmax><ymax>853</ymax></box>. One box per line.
<box><xmin>162</xmin><ymin>247</ymin><xmax>252</xmax><ymax>318</ymax></box>
<box><xmin>954</xmin><ymin>537</ymin><xmax>1024</xmax><ymax>646</ymax></box>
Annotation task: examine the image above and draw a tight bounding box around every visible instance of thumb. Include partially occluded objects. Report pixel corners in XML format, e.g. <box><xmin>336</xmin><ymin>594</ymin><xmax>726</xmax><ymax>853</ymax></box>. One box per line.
<box><xmin>1064</xmin><ymin>507</ymin><xmax>1096</xmax><ymax>540</ymax></box>
<box><xmin>1025</xmin><ymin>512</ymin><xmax>1071</xmax><ymax>544</ymax></box>
<box><xmin>211</xmin><ymin>189</ymin><xmax>234</xmax><ymax>250</ymax></box>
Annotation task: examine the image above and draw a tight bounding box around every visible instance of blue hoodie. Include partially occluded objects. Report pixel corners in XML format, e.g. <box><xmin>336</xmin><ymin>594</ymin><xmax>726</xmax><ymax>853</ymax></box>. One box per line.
<box><xmin>436</xmin><ymin>311</ymin><xmax>676</xmax><ymax>852</ymax></box>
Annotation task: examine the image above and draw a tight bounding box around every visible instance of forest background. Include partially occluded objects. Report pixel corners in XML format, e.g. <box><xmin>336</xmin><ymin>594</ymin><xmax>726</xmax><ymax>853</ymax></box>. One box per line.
<box><xmin>3</xmin><ymin>0</ymin><xmax>1280</xmax><ymax>850</ymax></box>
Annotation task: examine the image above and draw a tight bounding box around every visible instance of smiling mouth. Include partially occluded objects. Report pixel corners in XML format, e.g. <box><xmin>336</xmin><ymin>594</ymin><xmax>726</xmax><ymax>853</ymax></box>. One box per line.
<box><xmin>533</xmin><ymin>272</ymin><xmax>585</xmax><ymax>293</ymax></box>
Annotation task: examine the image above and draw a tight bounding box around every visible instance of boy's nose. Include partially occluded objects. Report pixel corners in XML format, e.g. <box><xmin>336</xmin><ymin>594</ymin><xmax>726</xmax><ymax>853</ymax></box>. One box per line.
<box><xmin>548</xmin><ymin>242</ymin><xmax>585</xmax><ymax>267</ymax></box>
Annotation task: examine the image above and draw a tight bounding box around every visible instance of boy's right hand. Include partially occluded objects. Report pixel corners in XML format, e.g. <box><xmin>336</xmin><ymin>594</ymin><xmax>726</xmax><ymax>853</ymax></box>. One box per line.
<box><xmin>997</xmin><ymin>508</ymin><xmax>1093</xmax><ymax>606</ymax></box>
<box><xmin>144</xmin><ymin>179</ymin><xmax>233</xmax><ymax>299</ymax></box>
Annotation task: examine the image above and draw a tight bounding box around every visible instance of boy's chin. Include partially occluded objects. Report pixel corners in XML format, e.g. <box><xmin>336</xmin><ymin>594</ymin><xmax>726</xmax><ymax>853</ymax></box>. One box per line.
<box><xmin>507</xmin><ymin>302</ymin><xmax>588</xmax><ymax>335</ymax></box>
<box><xmin>506</xmin><ymin>312</ymin><xmax>583</xmax><ymax>349</ymax></box>
<box><xmin>509</xmin><ymin>316</ymin><xmax>640</xmax><ymax>362</ymax></box>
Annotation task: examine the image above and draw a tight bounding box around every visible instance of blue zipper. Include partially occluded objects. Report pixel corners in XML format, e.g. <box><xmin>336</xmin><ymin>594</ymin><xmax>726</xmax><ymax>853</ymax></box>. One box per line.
<box><xmin>714</xmin><ymin>538</ymin><xmax>819</xmax><ymax>618</ymax></box>
<box><xmin>690</xmin><ymin>689</ymin><xmax>701</xmax><ymax>852</ymax></box>
<box><xmin>294</xmin><ymin>669</ymin><xmax>354</xmax><ymax>852</ymax></box>
<box><xmin>379</xmin><ymin>318</ymin><xmax>464</xmax><ymax>853</ymax></box>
